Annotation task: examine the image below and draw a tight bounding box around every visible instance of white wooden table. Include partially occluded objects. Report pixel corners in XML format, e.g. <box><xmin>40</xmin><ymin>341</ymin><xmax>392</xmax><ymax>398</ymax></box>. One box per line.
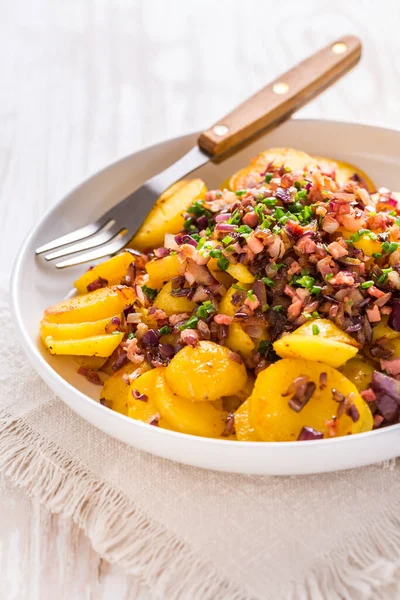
<box><xmin>1</xmin><ymin>0</ymin><xmax>399</xmax><ymax>597</ymax></box>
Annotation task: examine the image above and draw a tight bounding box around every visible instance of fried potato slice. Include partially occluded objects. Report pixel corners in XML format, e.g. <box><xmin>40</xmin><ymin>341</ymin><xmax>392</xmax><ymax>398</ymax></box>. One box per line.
<box><xmin>131</xmin><ymin>179</ymin><xmax>207</xmax><ymax>252</ymax></box>
<box><xmin>100</xmin><ymin>362</ymin><xmax>150</xmax><ymax>415</ymax></box>
<box><xmin>73</xmin><ymin>252</ymin><xmax>135</xmax><ymax>294</ymax></box>
<box><xmin>249</xmin><ymin>358</ymin><xmax>373</xmax><ymax>441</ymax></box>
<box><xmin>40</xmin><ymin>316</ymin><xmax>119</xmax><ymax>341</ymax></box>
<box><xmin>312</xmin><ymin>156</ymin><xmax>375</xmax><ymax>192</ymax></box>
<box><xmin>44</xmin><ymin>286</ymin><xmax>135</xmax><ymax>324</ymax></box>
<box><xmin>145</xmin><ymin>253</ymin><xmax>185</xmax><ymax>289</ymax></box>
<box><xmin>154</xmin><ymin>281</ymin><xmax>196</xmax><ymax>316</ymax></box>
<box><xmin>165</xmin><ymin>340</ymin><xmax>247</xmax><ymax>402</ymax></box>
<box><xmin>234</xmin><ymin>399</ymin><xmax>259</xmax><ymax>441</ymax></box>
<box><xmin>44</xmin><ymin>333</ymin><xmax>124</xmax><ymax>357</ymax></box>
<box><xmin>153</xmin><ymin>368</ymin><xmax>225</xmax><ymax>437</ymax></box>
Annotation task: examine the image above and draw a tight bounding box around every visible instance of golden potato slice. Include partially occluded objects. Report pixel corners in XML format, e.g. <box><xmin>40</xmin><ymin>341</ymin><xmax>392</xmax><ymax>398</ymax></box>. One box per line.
<box><xmin>44</xmin><ymin>286</ymin><xmax>135</xmax><ymax>324</ymax></box>
<box><xmin>312</xmin><ymin>156</ymin><xmax>375</xmax><ymax>192</ymax></box>
<box><xmin>74</xmin><ymin>356</ymin><xmax>107</xmax><ymax>371</ymax></box>
<box><xmin>219</xmin><ymin>285</ymin><xmax>249</xmax><ymax>317</ymax></box>
<box><xmin>44</xmin><ymin>333</ymin><xmax>124</xmax><ymax>357</ymax></box>
<box><xmin>127</xmin><ymin>369</ymin><xmax>166</xmax><ymax>424</ymax></box>
<box><xmin>153</xmin><ymin>368</ymin><xmax>225</xmax><ymax>437</ymax></box>
<box><xmin>339</xmin><ymin>358</ymin><xmax>375</xmax><ymax>391</ymax></box>
<box><xmin>101</xmin><ymin>362</ymin><xmax>150</xmax><ymax>415</ymax></box>
<box><xmin>293</xmin><ymin>318</ymin><xmax>360</xmax><ymax>348</ymax></box>
<box><xmin>165</xmin><ymin>340</ymin><xmax>247</xmax><ymax>402</ymax></box>
<box><xmin>131</xmin><ymin>179</ymin><xmax>207</xmax><ymax>251</ymax></box>
<box><xmin>73</xmin><ymin>252</ymin><xmax>135</xmax><ymax>294</ymax></box>
<box><xmin>372</xmin><ymin>315</ymin><xmax>400</xmax><ymax>342</ymax></box>
<box><xmin>222</xmin><ymin>375</ymin><xmax>255</xmax><ymax>413</ymax></box>
<box><xmin>234</xmin><ymin>400</ymin><xmax>259</xmax><ymax>441</ymax></box>
<box><xmin>154</xmin><ymin>281</ymin><xmax>196</xmax><ymax>317</ymax></box>
<box><xmin>145</xmin><ymin>254</ymin><xmax>185</xmax><ymax>289</ymax></box>
<box><xmin>40</xmin><ymin>316</ymin><xmax>119</xmax><ymax>342</ymax></box>
<box><xmin>340</xmin><ymin>229</ymin><xmax>382</xmax><ymax>256</ymax></box>
<box><xmin>249</xmin><ymin>358</ymin><xmax>373</xmax><ymax>441</ymax></box>
<box><xmin>273</xmin><ymin>334</ymin><xmax>358</xmax><ymax>368</ymax></box>
<box><xmin>229</xmin><ymin>148</ymin><xmax>315</xmax><ymax>191</ymax></box>
<box><xmin>226</xmin><ymin>263</ymin><xmax>255</xmax><ymax>284</ymax></box>
<box><xmin>226</xmin><ymin>322</ymin><xmax>255</xmax><ymax>357</ymax></box>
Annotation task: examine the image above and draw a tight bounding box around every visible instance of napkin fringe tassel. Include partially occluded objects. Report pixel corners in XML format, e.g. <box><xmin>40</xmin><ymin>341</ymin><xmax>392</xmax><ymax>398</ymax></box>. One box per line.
<box><xmin>1</xmin><ymin>409</ymin><xmax>400</xmax><ymax>600</ymax></box>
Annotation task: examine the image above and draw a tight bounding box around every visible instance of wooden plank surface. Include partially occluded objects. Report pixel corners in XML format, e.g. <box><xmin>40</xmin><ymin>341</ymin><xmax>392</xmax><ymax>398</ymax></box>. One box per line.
<box><xmin>1</xmin><ymin>0</ymin><xmax>399</xmax><ymax>597</ymax></box>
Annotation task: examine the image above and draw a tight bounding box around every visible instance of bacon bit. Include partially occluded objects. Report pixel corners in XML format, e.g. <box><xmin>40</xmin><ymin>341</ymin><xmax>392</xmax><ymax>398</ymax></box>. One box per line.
<box><xmin>135</xmin><ymin>322</ymin><xmax>149</xmax><ymax>341</ymax></box>
<box><xmin>147</xmin><ymin>413</ymin><xmax>160</xmax><ymax>426</ymax></box>
<box><xmin>380</xmin><ymin>357</ymin><xmax>400</xmax><ymax>377</ymax></box>
<box><xmin>244</xmin><ymin>295</ymin><xmax>260</xmax><ymax>311</ymax></box>
<box><xmin>295</xmin><ymin>235</ymin><xmax>318</xmax><ymax>255</ymax></box>
<box><xmin>381</xmin><ymin>306</ymin><xmax>393</xmax><ymax>315</ymax></box>
<box><xmin>191</xmin><ymin>286</ymin><xmax>210</xmax><ymax>303</ymax></box>
<box><xmin>77</xmin><ymin>366</ymin><xmax>103</xmax><ymax>385</ymax></box>
<box><xmin>329</xmin><ymin>271</ymin><xmax>355</xmax><ymax>287</ymax></box>
<box><xmin>326</xmin><ymin>417</ymin><xmax>338</xmax><ymax>437</ymax></box>
<box><xmin>221</xmin><ymin>413</ymin><xmax>235</xmax><ymax>437</ymax></box>
<box><xmin>366</xmin><ymin>305</ymin><xmax>381</xmax><ymax>323</ymax></box>
<box><xmin>373</xmin><ymin>414</ymin><xmax>384</xmax><ymax>429</ymax></box>
<box><xmin>361</xmin><ymin>388</ymin><xmax>376</xmax><ymax>402</ymax></box>
<box><xmin>322</xmin><ymin>216</ymin><xmax>339</xmax><ymax>234</ymax></box>
<box><xmin>288</xmin><ymin>298</ymin><xmax>303</xmax><ymax>321</ymax></box>
<box><xmin>319</xmin><ymin>372</ymin><xmax>328</xmax><ymax>390</ymax></box>
<box><xmin>180</xmin><ymin>329</ymin><xmax>199</xmax><ymax>347</ymax></box>
<box><xmin>179</xmin><ymin>244</ymin><xmax>208</xmax><ymax>265</ymax></box>
<box><xmin>242</xmin><ymin>212</ymin><xmax>259</xmax><ymax>227</ymax></box>
<box><xmin>228</xmin><ymin>351</ymin><xmax>243</xmax><ymax>364</ymax></box>
<box><xmin>287</xmin><ymin>260</ymin><xmax>301</xmax><ymax>275</ymax></box>
<box><xmin>340</xmin><ymin>213</ymin><xmax>367</xmax><ymax>232</ymax></box>
<box><xmin>285</xmin><ymin>220</ymin><xmax>305</xmax><ymax>238</ymax></box>
<box><xmin>124</xmin><ymin>337</ymin><xmax>145</xmax><ymax>364</ymax></box>
<box><xmin>295</xmin><ymin>288</ymin><xmax>310</xmax><ymax>303</ymax></box>
<box><xmin>148</xmin><ymin>307</ymin><xmax>168</xmax><ymax>322</ymax></box>
<box><xmin>246</xmin><ymin>234</ymin><xmax>264</xmax><ymax>254</ymax></box>
<box><xmin>268</xmin><ymin>235</ymin><xmax>285</xmax><ymax>259</ymax></box>
<box><xmin>368</xmin><ymin>286</ymin><xmax>385</xmax><ymax>299</ymax></box>
<box><xmin>317</xmin><ymin>256</ymin><xmax>335</xmax><ymax>279</ymax></box>
<box><xmin>112</xmin><ymin>352</ymin><xmax>129</xmax><ymax>372</ymax></box>
<box><xmin>327</xmin><ymin>241</ymin><xmax>348</xmax><ymax>259</ymax></box>
<box><xmin>284</xmin><ymin>285</ymin><xmax>296</xmax><ymax>298</ymax></box>
<box><xmin>87</xmin><ymin>276</ymin><xmax>109</xmax><ymax>292</ymax></box>
<box><xmin>297</xmin><ymin>426</ymin><xmax>324</xmax><ymax>441</ymax></box>
<box><xmin>132</xmin><ymin>389</ymin><xmax>148</xmax><ymax>402</ymax></box>
<box><xmin>214</xmin><ymin>314</ymin><xmax>233</xmax><ymax>325</ymax></box>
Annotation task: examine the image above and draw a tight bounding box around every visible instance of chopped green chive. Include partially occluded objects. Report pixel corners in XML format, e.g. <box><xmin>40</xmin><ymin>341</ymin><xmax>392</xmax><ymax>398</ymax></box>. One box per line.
<box><xmin>127</xmin><ymin>332</ymin><xmax>136</xmax><ymax>340</ymax></box>
<box><xmin>272</xmin><ymin>305</ymin><xmax>283</xmax><ymax>312</ymax></box>
<box><xmin>228</xmin><ymin>209</ymin><xmax>241</xmax><ymax>225</ymax></box>
<box><xmin>258</xmin><ymin>340</ymin><xmax>268</xmax><ymax>356</ymax></box>
<box><xmin>217</xmin><ymin>256</ymin><xmax>230</xmax><ymax>271</ymax></box>
<box><xmin>382</xmin><ymin>241</ymin><xmax>400</xmax><ymax>254</ymax></box>
<box><xmin>209</xmin><ymin>249</ymin><xmax>222</xmax><ymax>258</ymax></box>
<box><xmin>141</xmin><ymin>285</ymin><xmax>158</xmax><ymax>300</ymax></box>
<box><xmin>179</xmin><ymin>316</ymin><xmax>199</xmax><ymax>330</ymax></box>
<box><xmin>232</xmin><ymin>284</ymin><xmax>246</xmax><ymax>291</ymax></box>
<box><xmin>312</xmin><ymin>324</ymin><xmax>320</xmax><ymax>335</ymax></box>
<box><xmin>294</xmin><ymin>190</ymin><xmax>307</xmax><ymax>201</ymax></box>
<box><xmin>325</xmin><ymin>273</ymin><xmax>334</xmax><ymax>281</ymax></box>
<box><xmin>262</xmin><ymin>197</ymin><xmax>278</xmax><ymax>207</ymax></box>
<box><xmin>261</xmin><ymin>277</ymin><xmax>275</xmax><ymax>287</ymax></box>
<box><xmin>159</xmin><ymin>326</ymin><xmax>172</xmax><ymax>335</ymax></box>
<box><xmin>234</xmin><ymin>224</ymin><xmax>252</xmax><ymax>236</ymax></box>
<box><xmin>222</xmin><ymin>235</ymin><xmax>234</xmax><ymax>245</ymax></box>
<box><xmin>311</xmin><ymin>286</ymin><xmax>322</xmax><ymax>295</ymax></box>
<box><xmin>235</xmin><ymin>190</ymin><xmax>247</xmax><ymax>196</ymax></box>
<box><xmin>372</xmin><ymin>252</ymin><xmax>383</xmax><ymax>259</ymax></box>
<box><xmin>264</xmin><ymin>173</ymin><xmax>273</xmax><ymax>183</ymax></box>
<box><xmin>196</xmin><ymin>301</ymin><xmax>216</xmax><ymax>319</ymax></box>
<box><xmin>361</xmin><ymin>280</ymin><xmax>374</xmax><ymax>289</ymax></box>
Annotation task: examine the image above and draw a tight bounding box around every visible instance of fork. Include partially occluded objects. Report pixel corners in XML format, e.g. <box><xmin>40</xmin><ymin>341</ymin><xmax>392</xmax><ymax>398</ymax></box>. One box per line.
<box><xmin>36</xmin><ymin>36</ymin><xmax>361</xmax><ymax>268</ymax></box>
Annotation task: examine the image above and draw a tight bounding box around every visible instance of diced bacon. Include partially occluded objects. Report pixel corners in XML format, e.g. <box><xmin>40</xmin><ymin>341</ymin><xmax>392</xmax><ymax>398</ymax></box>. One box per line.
<box><xmin>295</xmin><ymin>288</ymin><xmax>310</xmax><ymax>303</ymax></box>
<box><xmin>244</xmin><ymin>295</ymin><xmax>260</xmax><ymax>311</ymax></box>
<box><xmin>339</xmin><ymin>213</ymin><xmax>367</xmax><ymax>232</ymax></box>
<box><xmin>185</xmin><ymin>260</ymin><xmax>215</xmax><ymax>286</ymax></box>
<box><xmin>327</xmin><ymin>241</ymin><xmax>348</xmax><ymax>259</ymax></box>
<box><xmin>317</xmin><ymin>256</ymin><xmax>335</xmax><ymax>279</ymax></box>
<box><xmin>180</xmin><ymin>329</ymin><xmax>199</xmax><ymax>347</ymax></box>
<box><xmin>287</xmin><ymin>299</ymin><xmax>303</xmax><ymax>321</ymax></box>
<box><xmin>169</xmin><ymin>313</ymin><xmax>190</xmax><ymax>326</ymax></box>
<box><xmin>380</xmin><ymin>357</ymin><xmax>400</xmax><ymax>377</ymax></box>
<box><xmin>287</xmin><ymin>260</ymin><xmax>301</xmax><ymax>275</ymax></box>
<box><xmin>123</xmin><ymin>338</ymin><xmax>145</xmax><ymax>364</ymax></box>
<box><xmin>381</xmin><ymin>306</ymin><xmax>392</xmax><ymax>315</ymax></box>
<box><xmin>214</xmin><ymin>314</ymin><xmax>233</xmax><ymax>325</ymax></box>
<box><xmin>295</xmin><ymin>235</ymin><xmax>317</xmax><ymax>255</ymax></box>
<box><xmin>368</xmin><ymin>286</ymin><xmax>385</xmax><ymax>299</ymax></box>
<box><xmin>361</xmin><ymin>388</ymin><xmax>377</xmax><ymax>402</ymax></box>
<box><xmin>284</xmin><ymin>285</ymin><xmax>296</xmax><ymax>298</ymax></box>
<box><xmin>329</xmin><ymin>271</ymin><xmax>355</xmax><ymax>286</ymax></box>
<box><xmin>246</xmin><ymin>233</ymin><xmax>264</xmax><ymax>254</ymax></box>
<box><xmin>242</xmin><ymin>212</ymin><xmax>259</xmax><ymax>227</ymax></box>
<box><xmin>366</xmin><ymin>305</ymin><xmax>381</xmax><ymax>323</ymax></box>
<box><xmin>179</xmin><ymin>244</ymin><xmax>208</xmax><ymax>265</ymax></box>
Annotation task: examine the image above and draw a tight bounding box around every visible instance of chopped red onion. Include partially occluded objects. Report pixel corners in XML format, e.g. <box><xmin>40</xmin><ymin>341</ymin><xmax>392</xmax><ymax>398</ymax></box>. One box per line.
<box><xmin>174</xmin><ymin>234</ymin><xmax>197</xmax><ymax>247</ymax></box>
<box><xmin>371</xmin><ymin>370</ymin><xmax>400</xmax><ymax>403</ymax></box>
<box><xmin>77</xmin><ymin>366</ymin><xmax>102</xmax><ymax>385</ymax></box>
<box><xmin>221</xmin><ymin>413</ymin><xmax>235</xmax><ymax>437</ymax></box>
<box><xmin>141</xmin><ymin>329</ymin><xmax>160</xmax><ymax>348</ymax></box>
<box><xmin>288</xmin><ymin>381</ymin><xmax>316</xmax><ymax>412</ymax></box>
<box><xmin>215</xmin><ymin>213</ymin><xmax>230</xmax><ymax>222</ymax></box>
<box><xmin>87</xmin><ymin>276</ymin><xmax>108</xmax><ymax>292</ymax></box>
<box><xmin>375</xmin><ymin>393</ymin><xmax>399</xmax><ymax>422</ymax></box>
<box><xmin>159</xmin><ymin>343</ymin><xmax>175</xmax><ymax>358</ymax></box>
<box><xmin>147</xmin><ymin>413</ymin><xmax>160</xmax><ymax>426</ymax></box>
<box><xmin>275</xmin><ymin>187</ymin><xmax>291</xmax><ymax>203</ymax></box>
<box><xmin>132</xmin><ymin>389</ymin><xmax>148</xmax><ymax>402</ymax></box>
<box><xmin>228</xmin><ymin>351</ymin><xmax>243</xmax><ymax>364</ymax></box>
<box><xmin>215</xmin><ymin>223</ymin><xmax>236</xmax><ymax>232</ymax></box>
<box><xmin>282</xmin><ymin>376</ymin><xmax>309</xmax><ymax>397</ymax></box>
<box><xmin>197</xmin><ymin>215</ymin><xmax>209</xmax><ymax>230</ymax></box>
<box><xmin>388</xmin><ymin>300</ymin><xmax>400</xmax><ymax>332</ymax></box>
<box><xmin>112</xmin><ymin>352</ymin><xmax>129</xmax><ymax>372</ymax></box>
<box><xmin>319</xmin><ymin>372</ymin><xmax>328</xmax><ymax>390</ymax></box>
<box><xmin>297</xmin><ymin>426</ymin><xmax>323</xmax><ymax>441</ymax></box>
<box><xmin>154</xmin><ymin>247</ymin><xmax>171</xmax><ymax>258</ymax></box>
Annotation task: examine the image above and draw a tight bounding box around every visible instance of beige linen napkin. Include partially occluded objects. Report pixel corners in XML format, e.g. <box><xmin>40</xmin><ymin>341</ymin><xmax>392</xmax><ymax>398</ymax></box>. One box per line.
<box><xmin>2</xmin><ymin>279</ymin><xmax>400</xmax><ymax>600</ymax></box>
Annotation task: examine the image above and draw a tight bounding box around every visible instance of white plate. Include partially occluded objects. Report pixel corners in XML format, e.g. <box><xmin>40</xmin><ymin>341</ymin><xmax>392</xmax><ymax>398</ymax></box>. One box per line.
<box><xmin>11</xmin><ymin>119</ymin><xmax>400</xmax><ymax>475</ymax></box>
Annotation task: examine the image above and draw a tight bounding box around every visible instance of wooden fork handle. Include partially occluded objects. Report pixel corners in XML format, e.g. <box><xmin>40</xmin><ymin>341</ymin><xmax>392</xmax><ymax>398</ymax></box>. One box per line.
<box><xmin>198</xmin><ymin>35</ymin><xmax>362</xmax><ymax>158</ymax></box>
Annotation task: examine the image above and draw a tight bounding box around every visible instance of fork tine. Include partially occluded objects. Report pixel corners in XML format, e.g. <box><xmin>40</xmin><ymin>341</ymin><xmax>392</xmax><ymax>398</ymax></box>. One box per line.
<box><xmin>44</xmin><ymin>222</ymin><xmax>121</xmax><ymax>261</ymax></box>
<box><xmin>54</xmin><ymin>232</ymin><xmax>138</xmax><ymax>269</ymax></box>
<box><xmin>35</xmin><ymin>220</ymin><xmax>110</xmax><ymax>255</ymax></box>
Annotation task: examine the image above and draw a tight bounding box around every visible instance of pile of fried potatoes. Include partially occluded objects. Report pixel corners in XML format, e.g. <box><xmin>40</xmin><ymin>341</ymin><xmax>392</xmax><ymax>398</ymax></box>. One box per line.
<box><xmin>40</xmin><ymin>148</ymin><xmax>392</xmax><ymax>442</ymax></box>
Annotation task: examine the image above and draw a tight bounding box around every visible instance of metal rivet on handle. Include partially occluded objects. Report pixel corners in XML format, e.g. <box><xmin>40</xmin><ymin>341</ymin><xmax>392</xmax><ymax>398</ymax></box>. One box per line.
<box><xmin>331</xmin><ymin>42</ymin><xmax>347</xmax><ymax>54</ymax></box>
<box><xmin>272</xmin><ymin>82</ymin><xmax>289</xmax><ymax>95</ymax></box>
<box><xmin>212</xmin><ymin>124</ymin><xmax>229</xmax><ymax>137</ymax></box>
